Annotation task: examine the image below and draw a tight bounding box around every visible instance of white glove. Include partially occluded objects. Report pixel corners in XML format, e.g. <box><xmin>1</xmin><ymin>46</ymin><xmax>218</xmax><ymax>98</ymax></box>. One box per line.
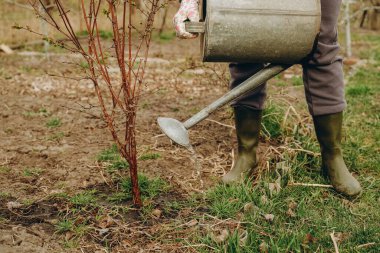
<box><xmin>173</xmin><ymin>0</ymin><xmax>200</xmax><ymax>39</ymax></box>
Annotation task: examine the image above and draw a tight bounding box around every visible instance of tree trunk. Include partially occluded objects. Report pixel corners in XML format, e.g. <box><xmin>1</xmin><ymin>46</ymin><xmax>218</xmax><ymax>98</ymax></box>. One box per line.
<box><xmin>129</xmin><ymin>152</ymin><xmax>142</xmax><ymax>207</ymax></box>
<box><xmin>125</xmin><ymin>113</ymin><xmax>142</xmax><ymax>207</ymax></box>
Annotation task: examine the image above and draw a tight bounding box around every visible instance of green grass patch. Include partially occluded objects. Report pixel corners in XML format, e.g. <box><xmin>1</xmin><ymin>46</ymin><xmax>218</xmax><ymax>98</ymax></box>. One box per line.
<box><xmin>46</xmin><ymin>117</ymin><xmax>62</xmax><ymax>128</ymax></box>
<box><xmin>139</xmin><ymin>153</ymin><xmax>161</xmax><ymax>161</ymax></box>
<box><xmin>56</xmin><ymin>219</ymin><xmax>74</xmax><ymax>234</ymax></box>
<box><xmin>291</xmin><ymin>76</ymin><xmax>303</xmax><ymax>86</ymax></box>
<box><xmin>108</xmin><ymin>174</ymin><xmax>170</xmax><ymax>203</ymax></box>
<box><xmin>47</xmin><ymin>132</ymin><xmax>65</xmax><ymax>141</ymax></box>
<box><xmin>0</xmin><ymin>166</ymin><xmax>11</xmax><ymax>174</ymax></box>
<box><xmin>346</xmin><ymin>85</ymin><xmax>372</xmax><ymax>97</ymax></box>
<box><xmin>152</xmin><ymin>31</ymin><xmax>176</xmax><ymax>43</ymax></box>
<box><xmin>0</xmin><ymin>192</ymin><xmax>11</xmax><ymax>198</ymax></box>
<box><xmin>23</xmin><ymin>167</ymin><xmax>44</xmax><ymax>177</ymax></box>
<box><xmin>70</xmin><ymin>190</ymin><xmax>97</xmax><ymax>207</ymax></box>
<box><xmin>97</xmin><ymin>144</ymin><xmax>130</xmax><ymax>172</ymax></box>
<box><xmin>76</xmin><ymin>29</ymin><xmax>113</xmax><ymax>40</ymax></box>
<box><xmin>23</xmin><ymin>108</ymin><xmax>49</xmax><ymax>118</ymax></box>
<box><xmin>262</xmin><ymin>103</ymin><xmax>284</xmax><ymax>140</ymax></box>
<box><xmin>97</xmin><ymin>144</ymin><xmax>119</xmax><ymax>162</ymax></box>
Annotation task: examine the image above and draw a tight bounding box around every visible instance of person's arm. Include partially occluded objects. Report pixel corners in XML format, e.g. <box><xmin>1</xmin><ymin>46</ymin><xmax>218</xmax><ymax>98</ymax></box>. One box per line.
<box><xmin>173</xmin><ymin>0</ymin><xmax>200</xmax><ymax>39</ymax></box>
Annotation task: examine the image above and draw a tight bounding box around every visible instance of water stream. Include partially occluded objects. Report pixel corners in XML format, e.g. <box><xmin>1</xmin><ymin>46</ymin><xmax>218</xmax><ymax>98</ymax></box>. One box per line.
<box><xmin>187</xmin><ymin>145</ymin><xmax>204</xmax><ymax>188</ymax></box>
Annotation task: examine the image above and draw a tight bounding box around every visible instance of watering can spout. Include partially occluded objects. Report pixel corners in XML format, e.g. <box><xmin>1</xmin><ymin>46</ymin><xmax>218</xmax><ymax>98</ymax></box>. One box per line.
<box><xmin>157</xmin><ymin>117</ymin><xmax>191</xmax><ymax>148</ymax></box>
<box><xmin>157</xmin><ymin>64</ymin><xmax>291</xmax><ymax>148</ymax></box>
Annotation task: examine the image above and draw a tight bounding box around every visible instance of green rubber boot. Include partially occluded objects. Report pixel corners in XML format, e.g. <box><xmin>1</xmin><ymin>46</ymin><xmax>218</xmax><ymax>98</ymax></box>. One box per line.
<box><xmin>222</xmin><ymin>106</ymin><xmax>262</xmax><ymax>184</ymax></box>
<box><xmin>313</xmin><ymin>112</ymin><xmax>362</xmax><ymax>197</ymax></box>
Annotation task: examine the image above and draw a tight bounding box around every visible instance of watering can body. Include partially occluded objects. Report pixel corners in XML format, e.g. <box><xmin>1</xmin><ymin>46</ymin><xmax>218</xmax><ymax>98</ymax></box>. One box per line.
<box><xmin>187</xmin><ymin>0</ymin><xmax>321</xmax><ymax>63</ymax></box>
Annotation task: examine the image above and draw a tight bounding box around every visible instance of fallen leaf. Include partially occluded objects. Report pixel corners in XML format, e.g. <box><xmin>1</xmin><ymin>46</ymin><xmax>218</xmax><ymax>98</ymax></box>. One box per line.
<box><xmin>268</xmin><ymin>182</ymin><xmax>281</xmax><ymax>195</ymax></box>
<box><xmin>243</xmin><ymin>203</ymin><xmax>259</xmax><ymax>214</ymax></box>
<box><xmin>260</xmin><ymin>195</ymin><xmax>268</xmax><ymax>205</ymax></box>
<box><xmin>303</xmin><ymin>233</ymin><xmax>317</xmax><ymax>244</ymax></box>
<box><xmin>334</xmin><ymin>232</ymin><xmax>347</xmax><ymax>243</ymax></box>
<box><xmin>152</xmin><ymin>209</ymin><xmax>162</xmax><ymax>219</ymax></box>
<box><xmin>212</xmin><ymin>229</ymin><xmax>229</xmax><ymax>244</ymax></box>
<box><xmin>288</xmin><ymin>200</ymin><xmax>298</xmax><ymax>210</ymax></box>
<box><xmin>98</xmin><ymin>216</ymin><xmax>115</xmax><ymax>228</ymax></box>
<box><xmin>286</xmin><ymin>208</ymin><xmax>296</xmax><ymax>218</ymax></box>
<box><xmin>6</xmin><ymin>201</ymin><xmax>23</xmax><ymax>210</ymax></box>
<box><xmin>121</xmin><ymin>239</ymin><xmax>132</xmax><ymax>247</ymax></box>
<box><xmin>0</xmin><ymin>44</ymin><xmax>13</xmax><ymax>54</ymax></box>
<box><xmin>239</xmin><ymin>230</ymin><xmax>248</xmax><ymax>246</ymax></box>
<box><xmin>259</xmin><ymin>241</ymin><xmax>269</xmax><ymax>253</ymax></box>
<box><xmin>186</xmin><ymin>219</ymin><xmax>198</xmax><ymax>227</ymax></box>
<box><xmin>264</xmin><ymin>214</ymin><xmax>274</xmax><ymax>222</ymax></box>
<box><xmin>65</xmin><ymin>231</ymin><xmax>75</xmax><ymax>240</ymax></box>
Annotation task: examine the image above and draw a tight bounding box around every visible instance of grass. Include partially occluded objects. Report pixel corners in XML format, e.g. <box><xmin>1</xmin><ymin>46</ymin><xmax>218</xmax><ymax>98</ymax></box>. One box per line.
<box><xmin>97</xmin><ymin>144</ymin><xmax>129</xmax><ymax>172</ymax></box>
<box><xmin>291</xmin><ymin>76</ymin><xmax>303</xmax><ymax>86</ymax></box>
<box><xmin>181</xmin><ymin>32</ymin><xmax>380</xmax><ymax>252</ymax></box>
<box><xmin>110</xmin><ymin>174</ymin><xmax>170</xmax><ymax>203</ymax></box>
<box><xmin>139</xmin><ymin>153</ymin><xmax>161</xmax><ymax>161</ymax></box>
<box><xmin>0</xmin><ymin>166</ymin><xmax>11</xmax><ymax>174</ymax></box>
<box><xmin>76</xmin><ymin>29</ymin><xmax>113</xmax><ymax>40</ymax></box>
<box><xmin>56</xmin><ymin>219</ymin><xmax>74</xmax><ymax>233</ymax></box>
<box><xmin>152</xmin><ymin>31</ymin><xmax>176</xmax><ymax>43</ymax></box>
<box><xmin>47</xmin><ymin>132</ymin><xmax>65</xmax><ymax>141</ymax></box>
<box><xmin>262</xmin><ymin>103</ymin><xmax>284</xmax><ymax>140</ymax></box>
<box><xmin>23</xmin><ymin>108</ymin><xmax>49</xmax><ymax>118</ymax></box>
<box><xmin>23</xmin><ymin>167</ymin><xmax>44</xmax><ymax>177</ymax></box>
<box><xmin>70</xmin><ymin>190</ymin><xmax>97</xmax><ymax>207</ymax></box>
<box><xmin>46</xmin><ymin>117</ymin><xmax>62</xmax><ymax>128</ymax></box>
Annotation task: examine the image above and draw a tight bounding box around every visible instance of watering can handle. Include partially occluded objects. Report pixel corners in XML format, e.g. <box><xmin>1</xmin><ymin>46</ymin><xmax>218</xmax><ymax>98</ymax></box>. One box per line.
<box><xmin>185</xmin><ymin>22</ymin><xmax>205</xmax><ymax>34</ymax></box>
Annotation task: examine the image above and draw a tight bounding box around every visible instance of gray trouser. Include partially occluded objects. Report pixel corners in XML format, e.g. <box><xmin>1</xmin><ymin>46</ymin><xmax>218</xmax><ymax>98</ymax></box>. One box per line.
<box><xmin>230</xmin><ymin>0</ymin><xmax>346</xmax><ymax>116</ymax></box>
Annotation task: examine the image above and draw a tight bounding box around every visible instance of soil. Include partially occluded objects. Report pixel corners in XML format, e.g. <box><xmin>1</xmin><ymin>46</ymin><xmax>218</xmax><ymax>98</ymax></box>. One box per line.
<box><xmin>0</xmin><ymin>38</ymin><xmax>306</xmax><ymax>252</ymax></box>
<box><xmin>0</xmin><ymin>39</ymin><xmax>234</xmax><ymax>252</ymax></box>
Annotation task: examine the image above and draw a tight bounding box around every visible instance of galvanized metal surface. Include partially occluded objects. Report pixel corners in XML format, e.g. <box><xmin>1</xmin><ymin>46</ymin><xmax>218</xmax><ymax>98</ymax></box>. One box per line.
<box><xmin>195</xmin><ymin>0</ymin><xmax>321</xmax><ymax>63</ymax></box>
<box><xmin>157</xmin><ymin>64</ymin><xmax>291</xmax><ymax>147</ymax></box>
<box><xmin>157</xmin><ymin>117</ymin><xmax>191</xmax><ymax>148</ymax></box>
<box><xmin>185</xmin><ymin>22</ymin><xmax>205</xmax><ymax>33</ymax></box>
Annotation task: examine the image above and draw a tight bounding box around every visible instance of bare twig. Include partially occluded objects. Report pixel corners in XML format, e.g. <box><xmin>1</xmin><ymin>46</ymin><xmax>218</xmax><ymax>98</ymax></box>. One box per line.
<box><xmin>288</xmin><ymin>182</ymin><xmax>334</xmax><ymax>188</ymax></box>
<box><xmin>330</xmin><ymin>232</ymin><xmax>340</xmax><ymax>253</ymax></box>
<box><xmin>356</xmin><ymin>242</ymin><xmax>376</xmax><ymax>249</ymax></box>
<box><xmin>206</xmin><ymin>119</ymin><xmax>235</xmax><ymax>129</ymax></box>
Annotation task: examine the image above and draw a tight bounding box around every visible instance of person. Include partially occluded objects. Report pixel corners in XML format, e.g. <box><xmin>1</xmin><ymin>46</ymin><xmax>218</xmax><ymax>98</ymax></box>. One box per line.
<box><xmin>173</xmin><ymin>0</ymin><xmax>362</xmax><ymax>197</ymax></box>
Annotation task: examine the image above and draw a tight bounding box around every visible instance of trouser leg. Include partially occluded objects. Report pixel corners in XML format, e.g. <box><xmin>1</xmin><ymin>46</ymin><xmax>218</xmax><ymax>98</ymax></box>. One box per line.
<box><xmin>229</xmin><ymin>63</ymin><xmax>267</xmax><ymax>110</ymax></box>
<box><xmin>302</xmin><ymin>0</ymin><xmax>346</xmax><ymax>116</ymax></box>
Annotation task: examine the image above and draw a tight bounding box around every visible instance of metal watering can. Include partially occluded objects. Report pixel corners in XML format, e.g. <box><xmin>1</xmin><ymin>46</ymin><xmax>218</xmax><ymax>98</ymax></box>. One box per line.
<box><xmin>158</xmin><ymin>0</ymin><xmax>321</xmax><ymax>148</ymax></box>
